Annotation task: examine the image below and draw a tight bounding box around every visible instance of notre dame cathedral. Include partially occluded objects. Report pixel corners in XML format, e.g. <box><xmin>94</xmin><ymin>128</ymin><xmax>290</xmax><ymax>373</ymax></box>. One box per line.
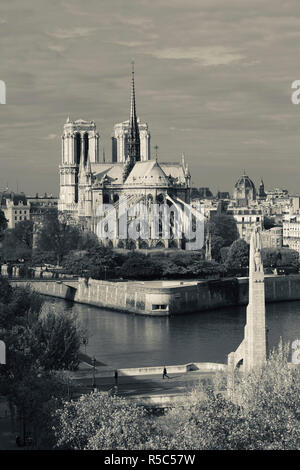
<box><xmin>58</xmin><ymin>65</ymin><xmax>192</xmax><ymax>249</ymax></box>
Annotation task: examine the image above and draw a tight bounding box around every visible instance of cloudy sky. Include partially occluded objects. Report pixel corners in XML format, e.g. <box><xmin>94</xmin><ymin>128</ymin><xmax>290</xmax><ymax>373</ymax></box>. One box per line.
<box><xmin>1</xmin><ymin>0</ymin><xmax>300</xmax><ymax>195</ymax></box>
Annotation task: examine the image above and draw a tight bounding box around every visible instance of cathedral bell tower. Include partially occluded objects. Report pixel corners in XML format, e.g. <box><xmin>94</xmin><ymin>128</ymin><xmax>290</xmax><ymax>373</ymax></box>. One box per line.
<box><xmin>58</xmin><ymin>118</ymin><xmax>100</xmax><ymax>213</ymax></box>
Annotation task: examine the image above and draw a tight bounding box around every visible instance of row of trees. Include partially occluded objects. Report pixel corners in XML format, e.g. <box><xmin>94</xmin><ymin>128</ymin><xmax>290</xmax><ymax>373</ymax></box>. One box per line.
<box><xmin>1</xmin><ymin>209</ymin><xmax>298</xmax><ymax>281</ymax></box>
<box><xmin>60</xmin><ymin>241</ymin><xmax>299</xmax><ymax>281</ymax></box>
<box><xmin>0</xmin><ymin>211</ymin><xmax>239</xmax><ymax>264</ymax></box>
<box><xmin>50</xmin><ymin>342</ymin><xmax>299</xmax><ymax>450</ymax></box>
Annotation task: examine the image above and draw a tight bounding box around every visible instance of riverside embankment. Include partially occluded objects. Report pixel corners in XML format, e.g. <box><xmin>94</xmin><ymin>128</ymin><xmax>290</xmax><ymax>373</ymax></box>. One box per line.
<box><xmin>9</xmin><ymin>273</ymin><xmax>300</xmax><ymax>316</ymax></box>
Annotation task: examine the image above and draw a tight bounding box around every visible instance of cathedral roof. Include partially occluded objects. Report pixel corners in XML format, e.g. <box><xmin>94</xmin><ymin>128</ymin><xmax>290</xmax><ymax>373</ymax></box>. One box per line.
<box><xmin>90</xmin><ymin>159</ymin><xmax>187</xmax><ymax>188</ymax></box>
<box><xmin>124</xmin><ymin>160</ymin><xmax>170</xmax><ymax>186</ymax></box>
<box><xmin>159</xmin><ymin>163</ymin><xmax>186</xmax><ymax>185</ymax></box>
<box><xmin>92</xmin><ymin>163</ymin><xmax>124</xmax><ymax>185</ymax></box>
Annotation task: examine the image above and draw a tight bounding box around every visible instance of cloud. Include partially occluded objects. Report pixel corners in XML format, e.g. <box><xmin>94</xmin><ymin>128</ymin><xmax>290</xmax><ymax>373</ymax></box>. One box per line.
<box><xmin>44</xmin><ymin>134</ymin><xmax>58</xmax><ymax>140</ymax></box>
<box><xmin>243</xmin><ymin>138</ymin><xmax>268</xmax><ymax>145</ymax></box>
<box><xmin>48</xmin><ymin>27</ymin><xmax>97</xmax><ymax>40</ymax></box>
<box><xmin>151</xmin><ymin>46</ymin><xmax>245</xmax><ymax>66</ymax></box>
<box><xmin>114</xmin><ymin>40</ymin><xmax>150</xmax><ymax>48</ymax></box>
<box><xmin>169</xmin><ymin>126</ymin><xmax>194</xmax><ymax>132</ymax></box>
<box><xmin>48</xmin><ymin>44</ymin><xmax>66</xmax><ymax>53</ymax></box>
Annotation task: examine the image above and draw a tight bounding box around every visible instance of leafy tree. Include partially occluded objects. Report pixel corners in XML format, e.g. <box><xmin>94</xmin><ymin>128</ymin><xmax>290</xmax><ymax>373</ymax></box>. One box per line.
<box><xmin>53</xmin><ymin>391</ymin><xmax>153</xmax><ymax>450</ymax></box>
<box><xmin>62</xmin><ymin>245</ymin><xmax>125</xmax><ymax>279</ymax></box>
<box><xmin>159</xmin><ymin>252</ymin><xmax>224</xmax><ymax>279</ymax></box>
<box><xmin>147</xmin><ymin>391</ymin><xmax>247</xmax><ymax>450</ymax></box>
<box><xmin>0</xmin><ymin>276</ymin><xmax>12</xmax><ymax>303</ymax></box>
<box><xmin>30</xmin><ymin>311</ymin><xmax>81</xmax><ymax>371</ymax></box>
<box><xmin>262</xmin><ymin>247</ymin><xmax>299</xmax><ymax>271</ymax></box>
<box><xmin>118</xmin><ymin>253</ymin><xmax>163</xmax><ymax>280</ymax></box>
<box><xmin>31</xmin><ymin>250</ymin><xmax>58</xmax><ymax>266</ymax></box>
<box><xmin>0</xmin><ymin>209</ymin><xmax>8</xmax><ymax>239</ymax></box>
<box><xmin>208</xmin><ymin>215</ymin><xmax>239</xmax><ymax>262</ymax></box>
<box><xmin>225</xmin><ymin>239</ymin><xmax>249</xmax><ymax>275</ymax></box>
<box><xmin>12</xmin><ymin>220</ymin><xmax>34</xmax><ymax>249</ymax></box>
<box><xmin>0</xmin><ymin>229</ymin><xmax>32</xmax><ymax>262</ymax></box>
<box><xmin>36</xmin><ymin>210</ymin><xmax>81</xmax><ymax>265</ymax></box>
<box><xmin>76</xmin><ymin>231</ymin><xmax>100</xmax><ymax>251</ymax></box>
<box><xmin>220</xmin><ymin>246</ymin><xmax>229</xmax><ymax>264</ymax></box>
<box><xmin>0</xmin><ymin>220</ymin><xmax>33</xmax><ymax>262</ymax></box>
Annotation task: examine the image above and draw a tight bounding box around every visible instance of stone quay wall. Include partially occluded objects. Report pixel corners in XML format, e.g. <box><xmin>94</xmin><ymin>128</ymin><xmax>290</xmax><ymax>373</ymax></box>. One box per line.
<box><xmin>9</xmin><ymin>274</ymin><xmax>300</xmax><ymax>316</ymax></box>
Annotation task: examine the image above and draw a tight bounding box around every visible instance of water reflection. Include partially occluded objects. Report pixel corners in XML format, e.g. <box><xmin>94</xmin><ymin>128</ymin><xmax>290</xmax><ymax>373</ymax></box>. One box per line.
<box><xmin>42</xmin><ymin>298</ymin><xmax>300</xmax><ymax>368</ymax></box>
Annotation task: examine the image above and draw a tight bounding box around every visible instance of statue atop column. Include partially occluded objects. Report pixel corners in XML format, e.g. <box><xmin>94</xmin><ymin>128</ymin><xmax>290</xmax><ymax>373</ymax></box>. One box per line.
<box><xmin>227</xmin><ymin>224</ymin><xmax>266</xmax><ymax>395</ymax></box>
<box><xmin>251</xmin><ymin>225</ymin><xmax>264</xmax><ymax>277</ymax></box>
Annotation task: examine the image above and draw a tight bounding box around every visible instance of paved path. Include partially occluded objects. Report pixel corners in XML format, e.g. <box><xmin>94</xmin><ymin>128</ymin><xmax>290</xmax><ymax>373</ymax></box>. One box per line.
<box><xmin>70</xmin><ymin>369</ymin><xmax>216</xmax><ymax>399</ymax></box>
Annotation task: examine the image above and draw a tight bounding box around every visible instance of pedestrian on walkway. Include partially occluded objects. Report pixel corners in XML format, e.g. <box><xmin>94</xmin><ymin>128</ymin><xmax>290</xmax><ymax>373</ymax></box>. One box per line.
<box><xmin>162</xmin><ymin>366</ymin><xmax>170</xmax><ymax>379</ymax></box>
<box><xmin>114</xmin><ymin>369</ymin><xmax>118</xmax><ymax>387</ymax></box>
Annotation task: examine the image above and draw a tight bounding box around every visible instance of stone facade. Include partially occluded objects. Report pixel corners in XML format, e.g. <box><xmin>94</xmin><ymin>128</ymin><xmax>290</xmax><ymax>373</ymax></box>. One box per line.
<box><xmin>283</xmin><ymin>215</ymin><xmax>300</xmax><ymax>255</ymax></box>
<box><xmin>261</xmin><ymin>226</ymin><xmax>283</xmax><ymax>249</ymax></box>
<box><xmin>0</xmin><ymin>192</ymin><xmax>31</xmax><ymax>229</ymax></box>
<box><xmin>227</xmin><ymin>206</ymin><xmax>263</xmax><ymax>242</ymax></box>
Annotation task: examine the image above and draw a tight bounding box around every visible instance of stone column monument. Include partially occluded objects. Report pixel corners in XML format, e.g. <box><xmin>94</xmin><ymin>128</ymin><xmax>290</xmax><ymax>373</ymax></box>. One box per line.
<box><xmin>227</xmin><ymin>225</ymin><xmax>266</xmax><ymax>390</ymax></box>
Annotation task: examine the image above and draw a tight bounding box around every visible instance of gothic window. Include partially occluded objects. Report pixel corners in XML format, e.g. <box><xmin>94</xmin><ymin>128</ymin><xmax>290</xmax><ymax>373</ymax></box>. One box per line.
<box><xmin>157</xmin><ymin>193</ymin><xmax>164</xmax><ymax>204</ymax></box>
<box><xmin>139</xmin><ymin>241</ymin><xmax>148</xmax><ymax>249</ymax></box>
<box><xmin>75</xmin><ymin>133</ymin><xmax>81</xmax><ymax>164</ymax></box>
<box><xmin>84</xmin><ymin>133</ymin><xmax>89</xmax><ymax>165</ymax></box>
<box><xmin>127</xmin><ymin>240</ymin><xmax>136</xmax><ymax>250</ymax></box>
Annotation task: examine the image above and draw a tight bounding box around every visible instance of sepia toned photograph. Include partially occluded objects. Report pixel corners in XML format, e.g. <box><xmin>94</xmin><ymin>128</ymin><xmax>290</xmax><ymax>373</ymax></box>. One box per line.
<box><xmin>0</xmin><ymin>0</ymin><xmax>299</xmax><ymax>459</ymax></box>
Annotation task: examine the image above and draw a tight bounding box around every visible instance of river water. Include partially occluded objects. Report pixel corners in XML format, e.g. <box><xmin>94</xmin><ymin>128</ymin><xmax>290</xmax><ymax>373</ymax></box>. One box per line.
<box><xmin>42</xmin><ymin>297</ymin><xmax>300</xmax><ymax>368</ymax></box>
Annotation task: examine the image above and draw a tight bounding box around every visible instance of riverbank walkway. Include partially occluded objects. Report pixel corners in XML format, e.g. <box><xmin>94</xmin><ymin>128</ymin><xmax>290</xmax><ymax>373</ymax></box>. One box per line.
<box><xmin>68</xmin><ymin>355</ymin><xmax>222</xmax><ymax>405</ymax></box>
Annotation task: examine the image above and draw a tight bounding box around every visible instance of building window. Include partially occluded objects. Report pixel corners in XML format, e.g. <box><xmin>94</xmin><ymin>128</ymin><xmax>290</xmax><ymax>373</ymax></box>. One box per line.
<box><xmin>152</xmin><ymin>304</ymin><xmax>168</xmax><ymax>310</ymax></box>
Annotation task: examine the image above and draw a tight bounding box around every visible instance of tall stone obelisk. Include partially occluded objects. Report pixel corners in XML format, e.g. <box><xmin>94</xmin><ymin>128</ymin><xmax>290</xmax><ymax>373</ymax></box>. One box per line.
<box><xmin>227</xmin><ymin>225</ymin><xmax>266</xmax><ymax>377</ymax></box>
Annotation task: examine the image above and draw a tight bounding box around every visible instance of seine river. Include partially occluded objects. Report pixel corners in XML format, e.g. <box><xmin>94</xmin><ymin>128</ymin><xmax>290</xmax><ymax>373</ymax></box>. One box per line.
<box><xmin>42</xmin><ymin>297</ymin><xmax>300</xmax><ymax>368</ymax></box>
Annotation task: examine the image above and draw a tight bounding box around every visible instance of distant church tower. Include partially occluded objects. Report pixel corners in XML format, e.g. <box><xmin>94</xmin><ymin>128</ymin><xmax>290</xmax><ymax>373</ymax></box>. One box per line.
<box><xmin>58</xmin><ymin>118</ymin><xmax>100</xmax><ymax>213</ymax></box>
<box><xmin>258</xmin><ymin>178</ymin><xmax>266</xmax><ymax>199</ymax></box>
<box><xmin>112</xmin><ymin>63</ymin><xmax>151</xmax><ymax>163</ymax></box>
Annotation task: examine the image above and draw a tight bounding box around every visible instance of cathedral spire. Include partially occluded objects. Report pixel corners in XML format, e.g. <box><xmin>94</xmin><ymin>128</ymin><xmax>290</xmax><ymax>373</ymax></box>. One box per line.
<box><xmin>127</xmin><ymin>60</ymin><xmax>140</xmax><ymax>162</ymax></box>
